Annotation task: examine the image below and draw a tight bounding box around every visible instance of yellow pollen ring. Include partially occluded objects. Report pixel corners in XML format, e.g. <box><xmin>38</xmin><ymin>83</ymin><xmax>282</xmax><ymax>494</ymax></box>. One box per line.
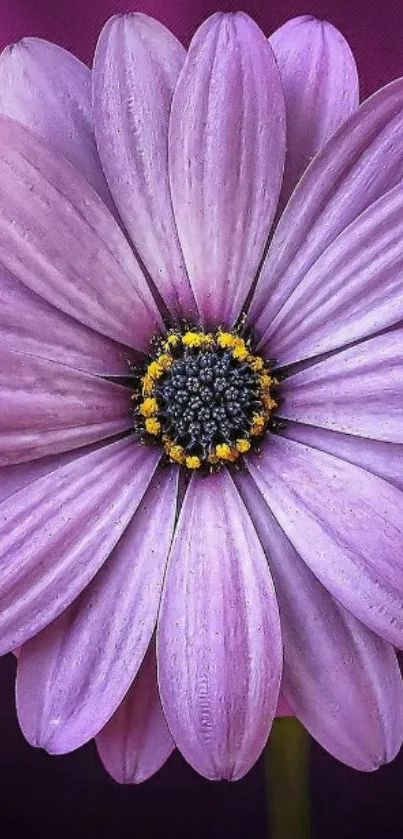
<box><xmin>235</xmin><ymin>439</ymin><xmax>251</xmax><ymax>454</ymax></box>
<box><xmin>139</xmin><ymin>397</ymin><xmax>159</xmax><ymax>417</ymax></box>
<box><xmin>146</xmin><ymin>361</ymin><xmax>164</xmax><ymax>380</ymax></box>
<box><xmin>185</xmin><ymin>455</ymin><xmax>201</xmax><ymax>469</ymax></box>
<box><xmin>145</xmin><ymin>417</ymin><xmax>161</xmax><ymax>435</ymax></box>
<box><xmin>250</xmin><ymin>413</ymin><xmax>266</xmax><ymax>436</ymax></box>
<box><xmin>215</xmin><ymin>443</ymin><xmax>239</xmax><ymax>462</ymax></box>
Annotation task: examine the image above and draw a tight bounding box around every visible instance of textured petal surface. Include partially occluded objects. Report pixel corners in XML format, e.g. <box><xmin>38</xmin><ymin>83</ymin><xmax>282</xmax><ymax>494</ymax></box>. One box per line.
<box><xmin>16</xmin><ymin>467</ymin><xmax>177</xmax><ymax>753</ymax></box>
<box><xmin>248</xmin><ymin>77</ymin><xmax>403</xmax><ymax>345</ymax></box>
<box><xmin>0</xmin><ymin>347</ymin><xmax>132</xmax><ymax>465</ymax></box>
<box><xmin>93</xmin><ymin>13</ymin><xmax>195</xmax><ymax>319</ymax></box>
<box><xmin>0</xmin><ymin>438</ymin><xmax>160</xmax><ymax>653</ymax></box>
<box><xmin>270</xmin><ymin>15</ymin><xmax>358</xmax><ymax>208</ymax></box>
<box><xmin>157</xmin><ymin>469</ymin><xmax>282</xmax><ymax>781</ymax></box>
<box><xmin>0</xmin><ymin>37</ymin><xmax>112</xmax><ymax>207</ymax></box>
<box><xmin>169</xmin><ymin>12</ymin><xmax>285</xmax><ymax>326</ymax></box>
<box><xmin>237</xmin><ymin>471</ymin><xmax>403</xmax><ymax>770</ymax></box>
<box><xmin>247</xmin><ymin>436</ymin><xmax>403</xmax><ymax>648</ymax></box>
<box><xmin>96</xmin><ymin>644</ymin><xmax>174</xmax><ymax>784</ymax></box>
<box><xmin>281</xmin><ymin>329</ymin><xmax>403</xmax><ymax>442</ymax></box>
<box><xmin>0</xmin><ymin>116</ymin><xmax>163</xmax><ymax>351</ymax></box>
<box><xmin>263</xmin><ymin>183</ymin><xmax>403</xmax><ymax>364</ymax></box>
<box><xmin>0</xmin><ymin>267</ymin><xmax>131</xmax><ymax>374</ymax></box>
<box><xmin>282</xmin><ymin>423</ymin><xmax>403</xmax><ymax>492</ymax></box>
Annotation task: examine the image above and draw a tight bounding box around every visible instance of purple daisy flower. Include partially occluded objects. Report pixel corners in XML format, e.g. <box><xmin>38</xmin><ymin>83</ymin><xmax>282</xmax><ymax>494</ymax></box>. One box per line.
<box><xmin>1</xmin><ymin>10</ymin><xmax>403</xmax><ymax>783</ymax></box>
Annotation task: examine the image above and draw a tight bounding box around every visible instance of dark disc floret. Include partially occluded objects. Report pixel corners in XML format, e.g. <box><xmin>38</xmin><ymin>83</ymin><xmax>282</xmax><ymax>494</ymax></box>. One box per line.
<box><xmin>131</xmin><ymin>329</ymin><xmax>277</xmax><ymax>470</ymax></box>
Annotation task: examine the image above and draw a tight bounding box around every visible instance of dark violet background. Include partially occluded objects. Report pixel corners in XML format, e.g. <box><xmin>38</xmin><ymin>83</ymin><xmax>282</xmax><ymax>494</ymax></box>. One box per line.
<box><xmin>1</xmin><ymin>1</ymin><xmax>403</xmax><ymax>837</ymax></box>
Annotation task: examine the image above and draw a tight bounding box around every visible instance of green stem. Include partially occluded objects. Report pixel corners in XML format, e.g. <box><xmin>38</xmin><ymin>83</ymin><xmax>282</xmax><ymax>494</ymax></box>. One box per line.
<box><xmin>264</xmin><ymin>717</ymin><xmax>311</xmax><ymax>839</ymax></box>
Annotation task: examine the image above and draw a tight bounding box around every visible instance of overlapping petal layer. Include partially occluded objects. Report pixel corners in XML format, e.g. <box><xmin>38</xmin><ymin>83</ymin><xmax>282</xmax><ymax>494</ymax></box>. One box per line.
<box><xmin>169</xmin><ymin>11</ymin><xmax>285</xmax><ymax>326</ymax></box>
<box><xmin>0</xmin><ymin>37</ymin><xmax>112</xmax><ymax>208</ymax></box>
<box><xmin>0</xmin><ymin>267</ymin><xmax>130</xmax><ymax>374</ymax></box>
<box><xmin>270</xmin><ymin>15</ymin><xmax>359</xmax><ymax>208</ymax></box>
<box><xmin>247</xmin><ymin>436</ymin><xmax>403</xmax><ymax>648</ymax></box>
<box><xmin>280</xmin><ymin>329</ymin><xmax>403</xmax><ymax>442</ymax></box>
<box><xmin>0</xmin><ymin>439</ymin><xmax>160</xmax><ymax>653</ymax></box>
<box><xmin>0</xmin><ymin>116</ymin><xmax>163</xmax><ymax>352</ymax></box>
<box><xmin>0</xmin><ymin>347</ymin><xmax>132</xmax><ymax>465</ymax></box>
<box><xmin>158</xmin><ymin>469</ymin><xmax>282</xmax><ymax>780</ymax></box>
<box><xmin>94</xmin><ymin>14</ymin><xmax>196</xmax><ymax>319</ymax></box>
<box><xmin>262</xmin><ymin>184</ymin><xmax>403</xmax><ymax>365</ymax></box>
<box><xmin>16</xmin><ymin>467</ymin><xmax>177</xmax><ymax>752</ymax></box>
<box><xmin>249</xmin><ymin>77</ymin><xmax>403</xmax><ymax>346</ymax></box>
<box><xmin>237</xmin><ymin>471</ymin><xmax>403</xmax><ymax>770</ymax></box>
<box><xmin>96</xmin><ymin>644</ymin><xmax>174</xmax><ymax>783</ymax></box>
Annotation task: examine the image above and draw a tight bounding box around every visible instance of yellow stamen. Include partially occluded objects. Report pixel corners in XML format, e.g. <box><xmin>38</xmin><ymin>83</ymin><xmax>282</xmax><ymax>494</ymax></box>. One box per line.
<box><xmin>232</xmin><ymin>343</ymin><xmax>249</xmax><ymax>361</ymax></box>
<box><xmin>147</xmin><ymin>361</ymin><xmax>164</xmax><ymax>380</ymax></box>
<box><xmin>165</xmin><ymin>334</ymin><xmax>180</xmax><ymax>348</ymax></box>
<box><xmin>235</xmin><ymin>438</ymin><xmax>251</xmax><ymax>454</ymax></box>
<box><xmin>259</xmin><ymin>373</ymin><xmax>273</xmax><ymax>390</ymax></box>
<box><xmin>215</xmin><ymin>443</ymin><xmax>239</xmax><ymax>462</ymax></box>
<box><xmin>145</xmin><ymin>417</ymin><xmax>161</xmax><ymax>435</ymax></box>
<box><xmin>216</xmin><ymin>331</ymin><xmax>238</xmax><ymax>349</ymax></box>
<box><xmin>167</xmin><ymin>444</ymin><xmax>186</xmax><ymax>464</ymax></box>
<box><xmin>141</xmin><ymin>375</ymin><xmax>154</xmax><ymax>396</ymax></box>
<box><xmin>182</xmin><ymin>331</ymin><xmax>205</xmax><ymax>348</ymax></box>
<box><xmin>262</xmin><ymin>394</ymin><xmax>277</xmax><ymax>411</ymax></box>
<box><xmin>156</xmin><ymin>353</ymin><xmax>173</xmax><ymax>371</ymax></box>
<box><xmin>139</xmin><ymin>397</ymin><xmax>159</xmax><ymax>418</ymax></box>
<box><xmin>185</xmin><ymin>455</ymin><xmax>201</xmax><ymax>469</ymax></box>
<box><xmin>250</xmin><ymin>413</ymin><xmax>266</xmax><ymax>436</ymax></box>
<box><xmin>249</xmin><ymin>356</ymin><xmax>264</xmax><ymax>372</ymax></box>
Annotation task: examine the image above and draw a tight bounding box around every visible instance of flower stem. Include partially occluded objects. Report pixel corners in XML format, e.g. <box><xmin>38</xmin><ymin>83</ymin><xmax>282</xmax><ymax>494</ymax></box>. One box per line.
<box><xmin>264</xmin><ymin>717</ymin><xmax>311</xmax><ymax>839</ymax></box>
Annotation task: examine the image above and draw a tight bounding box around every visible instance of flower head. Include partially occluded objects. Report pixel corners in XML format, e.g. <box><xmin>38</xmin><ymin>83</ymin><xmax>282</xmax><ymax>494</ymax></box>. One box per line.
<box><xmin>0</xmin><ymin>11</ymin><xmax>403</xmax><ymax>783</ymax></box>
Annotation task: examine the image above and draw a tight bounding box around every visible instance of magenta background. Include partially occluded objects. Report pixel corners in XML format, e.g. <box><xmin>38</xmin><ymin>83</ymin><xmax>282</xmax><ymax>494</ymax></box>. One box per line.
<box><xmin>1</xmin><ymin>0</ymin><xmax>403</xmax><ymax>99</ymax></box>
<box><xmin>1</xmin><ymin>2</ymin><xmax>403</xmax><ymax>838</ymax></box>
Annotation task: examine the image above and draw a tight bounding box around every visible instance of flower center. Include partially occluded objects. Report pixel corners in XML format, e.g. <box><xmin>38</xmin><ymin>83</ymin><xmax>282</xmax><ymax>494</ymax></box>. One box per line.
<box><xmin>131</xmin><ymin>329</ymin><xmax>277</xmax><ymax>470</ymax></box>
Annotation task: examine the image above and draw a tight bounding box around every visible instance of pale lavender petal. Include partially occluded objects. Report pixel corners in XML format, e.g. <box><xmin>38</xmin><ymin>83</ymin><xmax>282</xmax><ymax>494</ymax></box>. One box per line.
<box><xmin>0</xmin><ymin>37</ymin><xmax>112</xmax><ymax>208</ymax></box>
<box><xmin>237</xmin><ymin>471</ymin><xmax>403</xmax><ymax>769</ymax></box>
<box><xmin>0</xmin><ymin>438</ymin><xmax>160</xmax><ymax>654</ymax></box>
<box><xmin>157</xmin><ymin>469</ymin><xmax>282</xmax><ymax>781</ymax></box>
<box><xmin>270</xmin><ymin>16</ymin><xmax>358</xmax><ymax>208</ymax></box>
<box><xmin>281</xmin><ymin>329</ymin><xmax>403</xmax><ymax>442</ymax></box>
<box><xmin>93</xmin><ymin>14</ymin><xmax>196</xmax><ymax>319</ymax></box>
<box><xmin>0</xmin><ymin>346</ymin><xmax>132</xmax><ymax>465</ymax></box>
<box><xmin>16</xmin><ymin>467</ymin><xmax>177</xmax><ymax>752</ymax></box>
<box><xmin>247</xmin><ymin>436</ymin><xmax>403</xmax><ymax>648</ymax></box>
<box><xmin>0</xmin><ymin>440</ymin><xmax>111</xmax><ymax>503</ymax></box>
<box><xmin>248</xmin><ymin>77</ymin><xmax>403</xmax><ymax>346</ymax></box>
<box><xmin>0</xmin><ymin>267</ymin><xmax>131</xmax><ymax>374</ymax></box>
<box><xmin>264</xmin><ymin>183</ymin><xmax>403</xmax><ymax>365</ymax></box>
<box><xmin>0</xmin><ymin>116</ymin><xmax>163</xmax><ymax>352</ymax></box>
<box><xmin>96</xmin><ymin>644</ymin><xmax>174</xmax><ymax>784</ymax></box>
<box><xmin>282</xmin><ymin>422</ymin><xmax>403</xmax><ymax>492</ymax></box>
<box><xmin>169</xmin><ymin>12</ymin><xmax>285</xmax><ymax>326</ymax></box>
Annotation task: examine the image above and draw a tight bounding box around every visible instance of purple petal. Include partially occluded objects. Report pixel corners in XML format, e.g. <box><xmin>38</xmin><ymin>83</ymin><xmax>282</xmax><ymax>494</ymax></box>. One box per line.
<box><xmin>0</xmin><ymin>116</ymin><xmax>163</xmax><ymax>352</ymax></box>
<box><xmin>16</xmin><ymin>467</ymin><xmax>177</xmax><ymax>753</ymax></box>
<box><xmin>237</xmin><ymin>471</ymin><xmax>403</xmax><ymax>769</ymax></box>
<box><xmin>263</xmin><ymin>183</ymin><xmax>403</xmax><ymax>365</ymax></box>
<box><xmin>248</xmin><ymin>77</ymin><xmax>403</xmax><ymax>347</ymax></box>
<box><xmin>157</xmin><ymin>469</ymin><xmax>282</xmax><ymax>781</ymax></box>
<box><xmin>281</xmin><ymin>329</ymin><xmax>403</xmax><ymax>442</ymax></box>
<box><xmin>0</xmin><ymin>267</ymin><xmax>131</xmax><ymax>374</ymax></box>
<box><xmin>169</xmin><ymin>12</ymin><xmax>285</xmax><ymax>326</ymax></box>
<box><xmin>0</xmin><ymin>37</ymin><xmax>112</xmax><ymax>208</ymax></box>
<box><xmin>93</xmin><ymin>14</ymin><xmax>196</xmax><ymax>319</ymax></box>
<box><xmin>0</xmin><ymin>438</ymin><xmax>160</xmax><ymax>654</ymax></box>
<box><xmin>96</xmin><ymin>644</ymin><xmax>174</xmax><ymax>784</ymax></box>
<box><xmin>270</xmin><ymin>16</ymin><xmax>358</xmax><ymax>209</ymax></box>
<box><xmin>0</xmin><ymin>440</ymin><xmax>111</xmax><ymax>503</ymax></box>
<box><xmin>0</xmin><ymin>346</ymin><xmax>132</xmax><ymax>465</ymax></box>
<box><xmin>282</xmin><ymin>422</ymin><xmax>403</xmax><ymax>492</ymax></box>
<box><xmin>247</xmin><ymin>436</ymin><xmax>403</xmax><ymax>648</ymax></box>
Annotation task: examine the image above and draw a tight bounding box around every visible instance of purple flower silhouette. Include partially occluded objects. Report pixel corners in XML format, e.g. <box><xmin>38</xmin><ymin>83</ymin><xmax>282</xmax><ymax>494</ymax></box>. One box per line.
<box><xmin>0</xmin><ymin>12</ymin><xmax>403</xmax><ymax>783</ymax></box>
